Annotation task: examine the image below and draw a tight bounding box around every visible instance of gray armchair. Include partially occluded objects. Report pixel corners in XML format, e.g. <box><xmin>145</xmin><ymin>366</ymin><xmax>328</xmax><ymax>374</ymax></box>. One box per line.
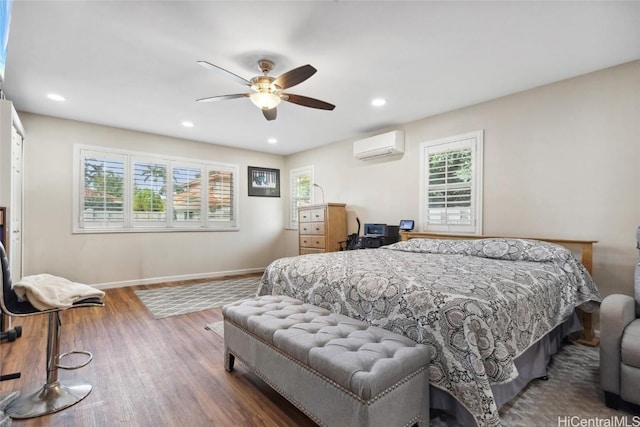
<box><xmin>599</xmin><ymin>227</ymin><xmax>640</xmax><ymax>409</ymax></box>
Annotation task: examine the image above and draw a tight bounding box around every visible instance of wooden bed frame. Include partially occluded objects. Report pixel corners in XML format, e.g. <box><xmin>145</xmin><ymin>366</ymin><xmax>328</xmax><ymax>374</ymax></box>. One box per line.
<box><xmin>400</xmin><ymin>232</ymin><xmax>599</xmax><ymax>346</ymax></box>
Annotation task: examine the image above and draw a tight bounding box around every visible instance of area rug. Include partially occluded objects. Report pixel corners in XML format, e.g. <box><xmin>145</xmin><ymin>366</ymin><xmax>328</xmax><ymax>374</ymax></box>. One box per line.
<box><xmin>432</xmin><ymin>343</ymin><xmax>639</xmax><ymax>426</ymax></box>
<box><xmin>203</xmin><ymin>323</ymin><xmax>639</xmax><ymax>427</ymax></box>
<box><xmin>135</xmin><ymin>276</ymin><xmax>260</xmax><ymax>319</ymax></box>
<box><xmin>205</xmin><ymin>320</ymin><xmax>225</xmax><ymax>336</ymax></box>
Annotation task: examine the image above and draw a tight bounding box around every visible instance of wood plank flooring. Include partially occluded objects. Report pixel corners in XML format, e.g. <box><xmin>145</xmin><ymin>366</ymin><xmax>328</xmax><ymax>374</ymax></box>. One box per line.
<box><xmin>0</xmin><ymin>278</ymin><xmax>317</xmax><ymax>427</ymax></box>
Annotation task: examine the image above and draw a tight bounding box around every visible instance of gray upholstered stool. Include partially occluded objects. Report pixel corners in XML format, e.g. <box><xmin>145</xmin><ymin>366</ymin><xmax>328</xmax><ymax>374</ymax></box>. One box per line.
<box><xmin>222</xmin><ymin>295</ymin><xmax>431</xmax><ymax>427</ymax></box>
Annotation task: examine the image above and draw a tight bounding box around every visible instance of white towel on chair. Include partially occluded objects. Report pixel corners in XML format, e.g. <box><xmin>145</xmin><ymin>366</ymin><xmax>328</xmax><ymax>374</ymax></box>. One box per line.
<box><xmin>13</xmin><ymin>273</ymin><xmax>105</xmax><ymax>311</ymax></box>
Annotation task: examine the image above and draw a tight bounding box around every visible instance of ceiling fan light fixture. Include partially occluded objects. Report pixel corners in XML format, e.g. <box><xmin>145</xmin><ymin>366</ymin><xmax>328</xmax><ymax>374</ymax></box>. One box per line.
<box><xmin>250</xmin><ymin>91</ymin><xmax>281</xmax><ymax>110</ymax></box>
<box><xmin>197</xmin><ymin>59</ymin><xmax>334</xmax><ymax>120</ymax></box>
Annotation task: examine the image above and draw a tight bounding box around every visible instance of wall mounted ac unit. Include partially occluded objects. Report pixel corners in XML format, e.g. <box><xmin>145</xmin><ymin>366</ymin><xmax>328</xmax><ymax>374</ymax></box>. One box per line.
<box><xmin>353</xmin><ymin>130</ymin><xmax>405</xmax><ymax>160</ymax></box>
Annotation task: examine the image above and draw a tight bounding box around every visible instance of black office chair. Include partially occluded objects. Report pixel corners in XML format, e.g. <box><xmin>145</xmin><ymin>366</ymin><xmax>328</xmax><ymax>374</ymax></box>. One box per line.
<box><xmin>0</xmin><ymin>242</ymin><xmax>104</xmax><ymax>419</ymax></box>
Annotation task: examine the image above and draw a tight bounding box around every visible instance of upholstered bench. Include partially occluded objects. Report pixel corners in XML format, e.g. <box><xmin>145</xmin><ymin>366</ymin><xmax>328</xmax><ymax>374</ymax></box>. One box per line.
<box><xmin>222</xmin><ymin>295</ymin><xmax>431</xmax><ymax>427</ymax></box>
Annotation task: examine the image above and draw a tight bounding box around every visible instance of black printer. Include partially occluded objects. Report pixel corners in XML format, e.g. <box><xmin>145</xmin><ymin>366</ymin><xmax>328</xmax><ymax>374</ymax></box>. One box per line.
<box><xmin>355</xmin><ymin>223</ymin><xmax>400</xmax><ymax>249</ymax></box>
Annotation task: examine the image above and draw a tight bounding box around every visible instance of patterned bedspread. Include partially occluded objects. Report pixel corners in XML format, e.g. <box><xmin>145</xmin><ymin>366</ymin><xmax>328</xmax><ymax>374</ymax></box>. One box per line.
<box><xmin>257</xmin><ymin>238</ymin><xmax>601</xmax><ymax>427</ymax></box>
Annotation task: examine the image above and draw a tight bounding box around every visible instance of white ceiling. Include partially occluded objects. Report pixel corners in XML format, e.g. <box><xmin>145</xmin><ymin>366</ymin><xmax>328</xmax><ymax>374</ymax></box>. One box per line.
<box><xmin>3</xmin><ymin>1</ymin><xmax>639</xmax><ymax>156</ymax></box>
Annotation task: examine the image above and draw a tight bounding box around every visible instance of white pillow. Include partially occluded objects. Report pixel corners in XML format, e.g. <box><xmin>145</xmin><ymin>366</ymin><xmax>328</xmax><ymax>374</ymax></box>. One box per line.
<box><xmin>636</xmin><ymin>226</ymin><xmax>640</xmax><ymax>314</ymax></box>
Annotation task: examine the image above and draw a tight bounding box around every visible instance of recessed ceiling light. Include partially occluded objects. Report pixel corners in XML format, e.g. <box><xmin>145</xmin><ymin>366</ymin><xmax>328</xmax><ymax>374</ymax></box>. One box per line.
<box><xmin>371</xmin><ymin>98</ymin><xmax>386</xmax><ymax>107</ymax></box>
<box><xmin>267</xmin><ymin>138</ymin><xmax>277</xmax><ymax>144</ymax></box>
<box><xmin>181</xmin><ymin>121</ymin><xmax>194</xmax><ymax>128</ymax></box>
<box><xmin>47</xmin><ymin>93</ymin><xmax>66</xmax><ymax>102</ymax></box>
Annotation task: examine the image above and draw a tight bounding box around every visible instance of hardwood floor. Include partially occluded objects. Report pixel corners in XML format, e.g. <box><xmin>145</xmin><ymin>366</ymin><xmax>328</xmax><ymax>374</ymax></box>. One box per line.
<box><xmin>0</xmin><ymin>280</ymin><xmax>317</xmax><ymax>427</ymax></box>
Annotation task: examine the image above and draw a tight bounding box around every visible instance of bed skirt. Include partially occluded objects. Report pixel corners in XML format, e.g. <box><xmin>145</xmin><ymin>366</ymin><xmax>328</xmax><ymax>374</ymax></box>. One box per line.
<box><xmin>430</xmin><ymin>313</ymin><xmax>582</xmax><ymax>426</ymax></box>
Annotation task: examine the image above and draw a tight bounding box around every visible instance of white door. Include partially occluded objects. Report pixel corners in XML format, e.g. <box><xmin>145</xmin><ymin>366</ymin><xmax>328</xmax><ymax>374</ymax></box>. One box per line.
<box><xmin>9</xmin><ymin>125</ymin><xmax>22</xmax><ymax>279</ymax></box>
<box><xmin>0</xmin><ymin>100</ymin><xmax>25</xmax><ymax>280</ymax></box>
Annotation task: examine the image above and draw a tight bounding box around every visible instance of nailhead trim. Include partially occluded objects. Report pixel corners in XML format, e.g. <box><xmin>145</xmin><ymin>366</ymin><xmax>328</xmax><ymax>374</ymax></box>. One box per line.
<box><xmin>225</xmin><ymin>318</ymin><xmax>429</xmax><ymax>406</ymax></box>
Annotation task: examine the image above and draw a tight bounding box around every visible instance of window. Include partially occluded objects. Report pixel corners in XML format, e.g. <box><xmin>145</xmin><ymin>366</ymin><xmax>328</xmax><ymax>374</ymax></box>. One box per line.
<box><xmin>289</xmin><ymin>165</ymin><xmax>314</xmax><ymax>228</ymax></box>
<box><xmin>172</xmin><ymin>163</ymin><xmax>203</xmax><ymax>225</ymax></box>
<box><xmin>81</xmin><ymin>152</ymin><xmax>126</xmax><ymax>229</ymax></box>
<box><xmin>74</xmin><ymin>146</ymin><xmax>239</xmax><ymax>232</ymax></box>
<box><xmin>419</xmin><ymin>131</ymin><xmax>483</xmax><ymax>235</ymax></box>
<box><xmin>133</xmin><ymin>159</ymin><xmax>167</xmax><ymax>226</ymax></box>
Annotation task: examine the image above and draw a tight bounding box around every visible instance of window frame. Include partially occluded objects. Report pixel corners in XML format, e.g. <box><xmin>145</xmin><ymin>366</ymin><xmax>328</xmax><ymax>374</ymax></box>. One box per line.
<box><xmin>419</xmin><ymin>130</ymin><xmax>483</xmax><ymax>235</ymax></box>
<box><xmin>288</xmin><ymin>165</ymin><xmax>314</xmax><ymax>229</ymax></box>
<box><xmin>73</xmin><ymin>145</ymin><xmax>239</xmax><ymax>233</ymax></box>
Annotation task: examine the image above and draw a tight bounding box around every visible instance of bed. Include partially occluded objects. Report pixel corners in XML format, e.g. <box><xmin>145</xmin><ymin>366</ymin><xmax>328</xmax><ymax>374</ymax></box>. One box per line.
<box><xmin>257</xmin><ymin>234</ymin><xmax>601</xmax><ymax>427</ymax></box>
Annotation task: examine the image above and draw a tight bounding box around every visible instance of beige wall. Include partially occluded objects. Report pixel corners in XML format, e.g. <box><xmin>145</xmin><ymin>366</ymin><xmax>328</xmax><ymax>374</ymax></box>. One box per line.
<box><xmin>21</xmin><ymin>114</ymin><xmax>286</xmax><ymax>287</ymax></box>
<box><xmin>284</xmin><ymin>60</ymin><xmax>640</xmax><ymax>298</ymax></box>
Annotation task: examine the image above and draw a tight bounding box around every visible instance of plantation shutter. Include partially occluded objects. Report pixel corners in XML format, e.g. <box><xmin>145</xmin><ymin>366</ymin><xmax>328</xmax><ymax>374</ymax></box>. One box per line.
<box><xmin>132</xmin><ymin>158</ymin><xmax>168</xmax><ymax>226</ymax></box>
<box><xmin>426</xmin><ymin>146</ymin><xmax>472</xmax><ymax>225</ymax></box>
<box><xmin>207</xmin><ymin>165</ymin><xmax>237</xmax><ymax>228</ymax></box>
<box><xmin>421</xmin><ymin>131</ymin><xmax>483</xmax><ymax>234</ymax></box>
<box><xmin>172</xmin><ymin>164</ymin><xmax>204</xmax><ymax>225</ymax></box>
<box><xmin>289</xmin><ymin>166</ymin><xmax>313</xmax><ymax>228</ymax></box>
<box><xmin>80</xmin><ymin>150</ymin><xmax>126</xmax><ymax>229</ymax></box>
<box><xmin>75</xmin><ymin>145</ymin><xmax>240</xmax><ymax>232</ymax></box>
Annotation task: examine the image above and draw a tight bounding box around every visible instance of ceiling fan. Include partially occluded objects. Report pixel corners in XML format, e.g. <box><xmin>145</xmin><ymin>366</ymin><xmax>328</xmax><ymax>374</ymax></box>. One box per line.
<box><xmin>196</xmin><ymin>59</ymin><xmax>335</xmax><ymax>121</ymax></box>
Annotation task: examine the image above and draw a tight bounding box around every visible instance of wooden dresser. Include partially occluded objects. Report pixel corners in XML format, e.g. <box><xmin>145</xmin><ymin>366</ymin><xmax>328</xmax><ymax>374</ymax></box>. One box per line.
<box><xmin>298</xmin><ymin>203</ymin><xmax>347</xmax><ymax>255</ymax></box>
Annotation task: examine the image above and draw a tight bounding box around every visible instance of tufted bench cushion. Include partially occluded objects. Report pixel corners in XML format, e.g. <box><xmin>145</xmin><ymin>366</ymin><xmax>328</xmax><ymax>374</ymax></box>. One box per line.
<box><xmin>222</xmin><ymin>295</ymin><xmax>431</xmax><ymax>427</ymax></box>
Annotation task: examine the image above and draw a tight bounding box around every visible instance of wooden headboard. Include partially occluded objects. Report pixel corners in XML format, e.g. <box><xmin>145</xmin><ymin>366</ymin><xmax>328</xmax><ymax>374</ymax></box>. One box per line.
<box><xmin>400</xmin><ymin>232</ymin><xmax>596</xmax><ymax>274</ymax></box>
<box><xmin>400</xmin><ymin>231</ymin><xmax>599</xmax><ymax>346</ymax></box>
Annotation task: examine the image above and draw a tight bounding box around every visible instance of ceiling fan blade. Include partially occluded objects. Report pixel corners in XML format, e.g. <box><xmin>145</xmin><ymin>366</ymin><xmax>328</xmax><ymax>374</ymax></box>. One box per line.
<box><xmin>197</xmin><ymin>61</ymin><xmax>251</xmax><ymax>87</ymax></box>
<box><xmin>196</xmin><ymin>93</ymin><xmax>249</xmax><ymax>103</ymax></box>
<box><xmin>273</xmin><ymin>65</ymin><xmax>317</xmax><ymax>90</ymax></box>
<box><xmin>262</xmin><ymin>108</ymin><xmax>277</xmax><ymax>121</ymax></box>
<box><xmin>283</xmin><ymin>94</ymin><xmax>335</xmax><ymax>110</ymax></box>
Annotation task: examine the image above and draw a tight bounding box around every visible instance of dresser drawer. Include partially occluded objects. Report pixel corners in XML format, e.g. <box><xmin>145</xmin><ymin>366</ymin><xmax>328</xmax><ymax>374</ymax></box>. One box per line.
<box><xmin>299</xmin><ymin>208</ymin><xmax>325</xmax><ymax>223</ymax></box>
<box><xmin>299</xmin><ymin>221</ymin><xmax>325</xmax><ymax>235</ymax></box>
<box><xmin>299</xmin><ymin>235</ymin><xmax>326</xmax><ymax>249</ymax></box>
<box><xmin>299</xmin><ymin>247</ymin><xmax>325</xmax><ymax>255</ymax></box>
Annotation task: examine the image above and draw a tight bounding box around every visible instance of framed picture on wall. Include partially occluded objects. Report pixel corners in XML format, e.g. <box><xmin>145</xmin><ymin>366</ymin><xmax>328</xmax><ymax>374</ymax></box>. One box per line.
<box><xmin>248</xmin><ymin>166</ymin><xmax>280</xmax><ymax>197</ymax></box>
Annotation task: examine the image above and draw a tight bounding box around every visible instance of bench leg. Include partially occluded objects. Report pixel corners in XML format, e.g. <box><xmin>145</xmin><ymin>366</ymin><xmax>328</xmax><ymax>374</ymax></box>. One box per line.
<box><xmin>604</xmin><ymin>391</ymin><xmax>620</xmax><ymax>410</ymax></box>
<box><xmin>224</xmin><ymin>350</ymin><xmax>235</xmax><ymax>372</ymax></box>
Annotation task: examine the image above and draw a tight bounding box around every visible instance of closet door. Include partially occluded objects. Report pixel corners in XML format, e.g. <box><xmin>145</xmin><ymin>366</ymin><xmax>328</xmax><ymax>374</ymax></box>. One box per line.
<box><xmin>0</xmin><ymin>100</ymin><xmax>25</xmax><ymax>279</ymax></box>
<box><xmin>9</xmin><ymin>125</ymin><xmax>23</xmax><ymax>277</ymax></box>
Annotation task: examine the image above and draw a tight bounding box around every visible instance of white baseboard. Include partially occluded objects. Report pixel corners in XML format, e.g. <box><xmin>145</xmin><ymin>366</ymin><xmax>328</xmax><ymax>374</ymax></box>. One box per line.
<box><xmin>94</xmin><ymin>267</ymin><xmax>265</xmax><ymax>290</ymax></box>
